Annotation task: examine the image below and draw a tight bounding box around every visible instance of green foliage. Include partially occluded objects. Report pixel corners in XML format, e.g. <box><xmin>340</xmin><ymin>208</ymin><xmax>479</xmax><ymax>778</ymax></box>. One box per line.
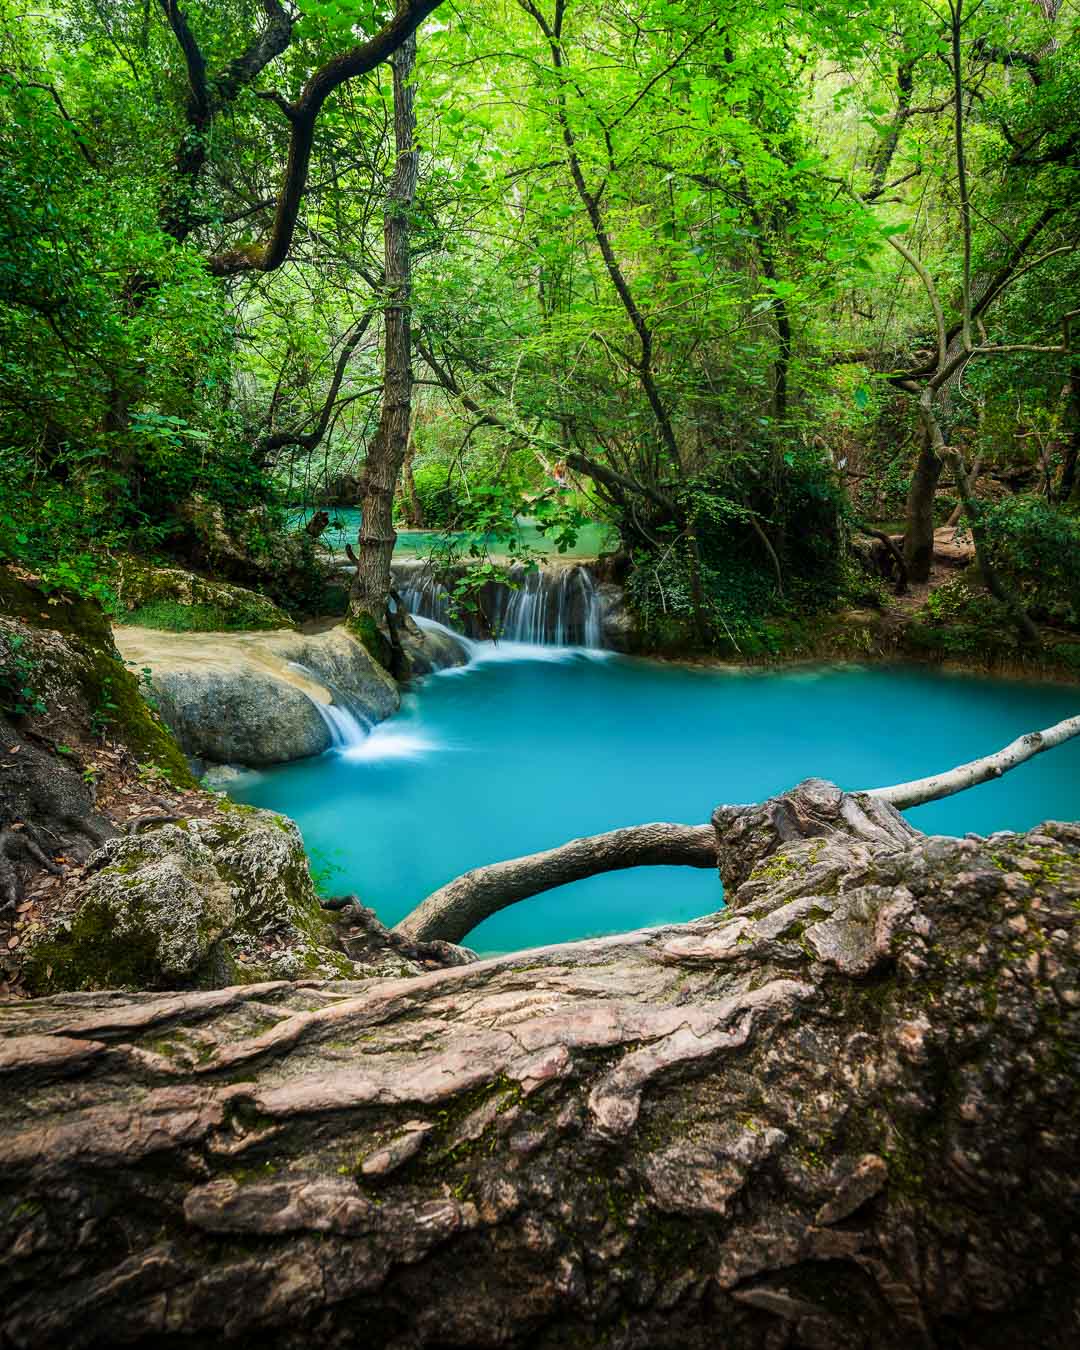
<box><xmin>626</xmin><ymin>446</ymin><xmax>850</xmax><ymax>652</ymax></box>
<box><xmin>1</xmin><ymin>0</ymin><xmax>1077</xmax><ymax>657</ymax></box>
<box><xmin>305</xmin><ymin>843</ymin><xmax>345</xmax><ymax>898</ymax></box>
<box><xmin>410</xmin><ymin>462</ymin><xmax>467</xmax><ymax>529</ymax></box>
<box><xmin>981</xmin><ymin>497</ymin><xmax>1080</xmax><ymax>628</ymax></box>
<box><xmin>0</xmin><ymin>632</ymin><xmax>46</xmax><ymax>717</ymax></box>
<box><xmin>121</xmin><ymin>600</ymin><xmax>264</xmax><ymax>633</ymax></box>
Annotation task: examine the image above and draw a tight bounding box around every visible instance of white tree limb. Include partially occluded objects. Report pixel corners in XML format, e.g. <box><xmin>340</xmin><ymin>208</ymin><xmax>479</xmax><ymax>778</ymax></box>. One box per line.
<box><xmin>866</xmin><ymin>714</ymin><xmax>1080</xmax><ymax>810</ymax></box>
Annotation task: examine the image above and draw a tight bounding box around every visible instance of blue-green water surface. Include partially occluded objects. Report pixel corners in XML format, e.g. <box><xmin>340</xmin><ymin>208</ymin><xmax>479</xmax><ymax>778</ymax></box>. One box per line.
<box><xmin>228</xmin><ymin>651</ymin><xmax>1080</xmax><ymax>952</ymax></box>
<box><xmin>290</xmin><ymin>508</ymin><xmax>617</xmax><ymax>559</ymax></box>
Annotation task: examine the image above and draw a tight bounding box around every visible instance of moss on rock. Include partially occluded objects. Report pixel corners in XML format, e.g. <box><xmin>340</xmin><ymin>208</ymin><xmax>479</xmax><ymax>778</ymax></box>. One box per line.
<box><xmin>22</xmin><ymin>808</ymin><xmax>356</xmax><ymax>994</ymax></box>
<box><xmin>115</xmin><ymin>556</ymin><xmax>292</xmax><ymax>631</ymax></box>
<box><xmin>0</xmin><ymin>568</ymin><xmax>194</xmax><ymax>785</ymax></box>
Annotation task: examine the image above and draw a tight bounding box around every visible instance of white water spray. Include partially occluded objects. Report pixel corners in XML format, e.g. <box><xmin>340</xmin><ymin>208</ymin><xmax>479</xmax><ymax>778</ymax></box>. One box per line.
<box><xmin>395</xmin><ymin>562</ymin><xmax>606</xmax><ymax>648</ymax></box>
<box><xmin>287</xmin><ymin>662</ymin><xmax>371</xmax><ymax>751</ymax></box>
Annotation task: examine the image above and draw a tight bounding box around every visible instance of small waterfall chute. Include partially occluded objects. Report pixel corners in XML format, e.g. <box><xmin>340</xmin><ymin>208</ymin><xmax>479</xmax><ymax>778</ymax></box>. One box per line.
<box><xmin>395</xmin><ymin>562</ymin><xmax>606</xmax><ymax>649</ymax></box>
<box><xmin>287</xmin><ymin>663</ymin><xmax>371</xmax><ymax>751</ymax></box>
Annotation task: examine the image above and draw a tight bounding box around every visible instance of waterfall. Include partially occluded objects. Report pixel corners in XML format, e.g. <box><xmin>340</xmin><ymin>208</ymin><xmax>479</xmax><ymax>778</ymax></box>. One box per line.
<box><xmin>394</xmin><ymin>562</ymin><xmax>606</xmax><ymax>648</ymax></box>
<box><xmin>287</xmin><ymin>662</ymin><xmax>371</xmax><ymax>750</ymax></box>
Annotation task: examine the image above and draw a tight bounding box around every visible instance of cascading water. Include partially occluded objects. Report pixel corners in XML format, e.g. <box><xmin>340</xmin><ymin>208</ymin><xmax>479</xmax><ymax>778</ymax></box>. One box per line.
<box><xmin>394</xmin><ymin>561</ymin><xmax>606</xmax><ymax>647</ymax></box>
<box><xmin>287</xmin><ymin>662</ymin><xmax>370</xmax><ymax>750</ymax></box>
<box><xmin>288</xmin><ymin>661</ymin><xmax>438</xmax><ymax>760</ymax></box>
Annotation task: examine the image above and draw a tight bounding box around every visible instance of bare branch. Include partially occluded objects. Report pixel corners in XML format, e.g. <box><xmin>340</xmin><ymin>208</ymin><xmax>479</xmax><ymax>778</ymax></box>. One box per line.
<box><xmin>868</xmin><ymin>715</ymin><xmax>1080</xmax><ymax>809</ymax></box>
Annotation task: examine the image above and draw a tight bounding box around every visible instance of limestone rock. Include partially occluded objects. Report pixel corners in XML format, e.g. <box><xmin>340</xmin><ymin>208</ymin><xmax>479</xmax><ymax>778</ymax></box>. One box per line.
<box><xmin>113</xmin><ymin>624</ymin><xmax>400</xmax><ymax>766</ymax></box>
<box><xmin>399</xmin><ymin>620</ymin><xmax>469</xmax><ymax>675</ymax></box>
<box><xmin>596</xmin><ymin>580</ymin><xmax>639</xmax><ymax>651</ymax></box>
<box><xmin>115</xmin><ymin>556</ymin><xmax>292</xmax><ymax>631</ymax></box>
<box><xmin>21</xmin><ymin>808</ymin><xmax>354</xmax><ymax>993</ymax></box>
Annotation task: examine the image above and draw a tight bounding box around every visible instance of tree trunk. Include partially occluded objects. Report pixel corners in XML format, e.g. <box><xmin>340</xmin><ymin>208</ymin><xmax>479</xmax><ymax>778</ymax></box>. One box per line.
<box><xmin>902</xmin><ymin>426</ymin><xmax>941</xmax><ymax>583</ymax></box>
<box><xmin>400</xmin><ymin>420</ymin><xmax>425</xmax><ymax>527</ymax></box>
<box><xmin>348</xmin><ymin>14</ymin><xmax>418</xmax><ymax>659</ymax></box>
<box><xmin>946</xmin><ymin>455</ymin><xmax>980</xmax><ymax>527</ymax></box>
<box><xmin>1058</xmin><ymin>355</ymin><xmax>1080</xmax><ymax>503</ymax></box>
<box><xmin>1</xmin><ymin>782</ymin><xmax>1078</xmax><ymax>1349</ymax></box>
<box><xmin>945</xmin><ymin>445</ymin><xmax>1041</xmax><ymax>646</ymax></box>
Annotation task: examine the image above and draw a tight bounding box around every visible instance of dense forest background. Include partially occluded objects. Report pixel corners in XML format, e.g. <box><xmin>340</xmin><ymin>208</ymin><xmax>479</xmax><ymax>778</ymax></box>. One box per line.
<box><xmin>2</xmin><ymin>0</ymin><xmax>1079</xmax><ymax>658</ymax></box>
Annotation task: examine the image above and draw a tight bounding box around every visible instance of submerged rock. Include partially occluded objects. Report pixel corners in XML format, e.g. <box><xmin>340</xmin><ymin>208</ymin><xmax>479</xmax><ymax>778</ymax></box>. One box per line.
<box><xmin>113</xmin><ymin>623</ymin><xmax>400</xmax><ymax>766</ymax></box>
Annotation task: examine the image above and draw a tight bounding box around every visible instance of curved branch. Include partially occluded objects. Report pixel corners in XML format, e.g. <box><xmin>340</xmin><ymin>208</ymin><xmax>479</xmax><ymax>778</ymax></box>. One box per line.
<box><xmin>208</xmin><ymin>0</ymin><xmax>444</xmax><ymax>276</ymax></box>
<box><xmin>867</xmin><ymin>714</ymin><xmax>1080</xmax><ymax>810</ymax></box>
<box><xmin>394</xmin><ymin>823</ymin><xmax>719</xmax><ymax>944</ymax></box>
<box><xmin>260</xmin><ymin>309</ymin><xmax>377</xmax><ymax>456</ymax></box>
<box><xmin>855</xmin><ymin>521</ymin><xmax>908</xmax><ymax>594</ymax></box>
<box><xmin>395</xmin><ymin>717</ymin><xmax>1080</xmax><ymax>945</ymax></box>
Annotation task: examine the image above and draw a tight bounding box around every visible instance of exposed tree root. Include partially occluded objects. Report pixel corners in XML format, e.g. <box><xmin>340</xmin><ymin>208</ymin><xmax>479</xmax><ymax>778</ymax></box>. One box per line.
<box><xmin>395</xmin><ymin>721</ymin><xmax>1080</xmax><ymax>944</ymax></box>
<box><xmin>1</xmin><ymin>783</ymin><xmax>1078</xmax><ymax>1348</ymax></box>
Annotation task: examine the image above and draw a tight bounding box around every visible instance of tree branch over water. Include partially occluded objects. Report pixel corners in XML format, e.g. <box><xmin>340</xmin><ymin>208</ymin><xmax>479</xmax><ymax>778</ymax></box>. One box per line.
<box><xmin>394</xmin><ymin>717</ymin><xmax>1080</xmax><ymax>943</ymax></box>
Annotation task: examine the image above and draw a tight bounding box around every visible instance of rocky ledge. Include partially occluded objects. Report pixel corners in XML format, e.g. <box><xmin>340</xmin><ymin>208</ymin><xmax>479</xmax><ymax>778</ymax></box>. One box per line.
<box><xmin>112</xmin><ymin>624</ymin><xmax>399</xmax><ymax>766</ymax></box>
<box><xmin>1</xmin><ymin>781</ymin><xmax>1077</xmax><ymax>1348</ymax></box>
<box><xmin>113</xmin><ymin>620</ymin><xmax>470</xmax><ymax>768</ymax></box>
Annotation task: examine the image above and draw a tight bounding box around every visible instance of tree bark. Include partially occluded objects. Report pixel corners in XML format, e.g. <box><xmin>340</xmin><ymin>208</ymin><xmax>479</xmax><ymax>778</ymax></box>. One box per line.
<box><xmin>395</xmin><ymin>822</ymin><xmax>719</xmax><ymax>945</ymax></box>
<box><xmin>348</xmin><ymin>17</ymin><xmax>418</xmax><ymax>654</ymax></box>
<box><xmin>1</xmin><ymin>784</ymin><xmax>1078</xmax><ymax>1349</ymax></box>
<box><xmin>902</xmin><ymin>426</ymin><xmax>941</xmax><ymax>583</ymax></box>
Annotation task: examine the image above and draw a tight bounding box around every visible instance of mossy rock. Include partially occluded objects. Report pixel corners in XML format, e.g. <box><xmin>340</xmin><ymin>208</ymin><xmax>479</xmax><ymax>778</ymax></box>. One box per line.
<box><xmin>23</xmin><ymin>810</ymin><xmax>355</xmax><ymax>995</ymax></box>
<box><xmin>23</xmin><ymin>827</ymin><xmax>235</xmax><ymax>992</ymax></box>
<box><xmin>0</xmin><ymin>568</ymin><xmax>194</xmax><ymax>786</ymax></box>
<box><xmin>115</xmin><ymin>557</ymin><xmax>292</xmax><ymax>632</ymax></box>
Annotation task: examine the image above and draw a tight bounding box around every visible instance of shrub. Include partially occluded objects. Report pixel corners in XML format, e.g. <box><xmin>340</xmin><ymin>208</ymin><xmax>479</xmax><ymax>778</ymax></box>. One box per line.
<box><xmin>980</xmin><ymin>496</ymin><xmax>1080</xmax><ymax>627</ymax></box>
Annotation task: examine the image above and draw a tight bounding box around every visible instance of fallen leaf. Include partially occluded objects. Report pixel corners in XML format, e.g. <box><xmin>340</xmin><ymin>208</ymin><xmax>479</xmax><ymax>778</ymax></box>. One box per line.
<box><xmin>7</xmin><ymin>936</ymin><xmax>19</xmax><ymax>950</ymax></box>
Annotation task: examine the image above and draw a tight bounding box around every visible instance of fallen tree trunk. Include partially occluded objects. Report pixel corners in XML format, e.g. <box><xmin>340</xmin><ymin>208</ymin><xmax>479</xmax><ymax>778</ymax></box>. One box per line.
<box><xmin>393</xmin><ymin>822</ymin><xmax>719</xmax><ymax>944</ymax></box>
<box><xmin>1</xmin><ymin>781</ymin><xmax>1078</xmax><ymax>1348</ymax></box>
<box><xmin>395</xmin><ymin>720</ymin><xmax>1080</xmax><ymax>944</ymax></box>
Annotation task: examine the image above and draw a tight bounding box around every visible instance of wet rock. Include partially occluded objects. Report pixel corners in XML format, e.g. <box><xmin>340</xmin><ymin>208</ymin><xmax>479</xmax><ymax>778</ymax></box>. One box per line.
<box><xmin>113</xmin><ymin>624</ymin><xmax>399</xmax><ymax>765</ymax></box>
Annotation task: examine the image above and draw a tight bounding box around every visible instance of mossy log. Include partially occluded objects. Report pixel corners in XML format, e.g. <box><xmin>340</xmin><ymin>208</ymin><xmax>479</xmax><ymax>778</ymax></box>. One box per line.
<box><xmin>1</xmin><ymin>782</ymin><xmax>1079</xmax><ymax>1348</ymax></box>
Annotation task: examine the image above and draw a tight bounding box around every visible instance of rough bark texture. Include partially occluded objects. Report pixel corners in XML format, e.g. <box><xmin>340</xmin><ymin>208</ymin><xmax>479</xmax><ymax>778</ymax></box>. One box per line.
<box><xmin>348</xmin><ymin>21</ymin><xmax>417</xmax><ymax>652</ymax></box>
<box><xmin>2</xmin><ymin>781</ymin><xmax>1079</xmax><ymax>1349</ymax></box>
<box><xmin>902</xmin><ymin>433</ymin><xmax>941</xmax><ymax>584</ymax></box>
<box><xmin>395</xmin><ymin>822</ymin><xmax>719</xmax><ymax>944</ymax></box>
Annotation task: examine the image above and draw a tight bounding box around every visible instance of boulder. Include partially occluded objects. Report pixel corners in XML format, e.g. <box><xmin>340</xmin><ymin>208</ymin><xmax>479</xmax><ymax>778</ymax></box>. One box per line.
<box><xmin>596</xmin><ymin>580</ymin><xmax>639</xmax><ymax>651</ymax></box>
<box><xmin>112</xmin><ymin>624</ymin><xmax>400</xmax><ymax>766</ymax></box>
<box><xmin>21</xmin><ymin>807</ymin><xmax>359</xmax><ymax>993</ymax></box>
<box><xmin>399</xmin><ymin>618</ymin><xmax>470</xmax><ymax>675</ymax></box>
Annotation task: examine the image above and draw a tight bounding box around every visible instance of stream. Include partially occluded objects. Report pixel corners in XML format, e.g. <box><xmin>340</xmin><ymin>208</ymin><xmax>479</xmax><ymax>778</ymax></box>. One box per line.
<box><xmin>227</xmin><ymin>623</ymin><xmax>1080</xmax><ymax>953</ymax></box>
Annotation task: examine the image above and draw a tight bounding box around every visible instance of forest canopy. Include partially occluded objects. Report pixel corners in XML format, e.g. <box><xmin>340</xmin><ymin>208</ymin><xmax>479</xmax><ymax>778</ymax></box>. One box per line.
<box><xmin>1</xmin><ymin>0</ymin><xmax>1079</xmax><ymax>652</ymax></box>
